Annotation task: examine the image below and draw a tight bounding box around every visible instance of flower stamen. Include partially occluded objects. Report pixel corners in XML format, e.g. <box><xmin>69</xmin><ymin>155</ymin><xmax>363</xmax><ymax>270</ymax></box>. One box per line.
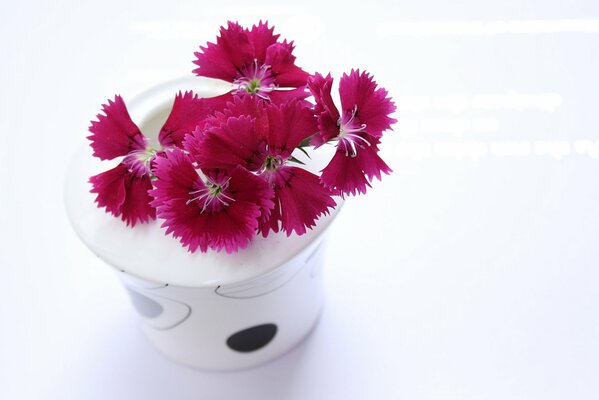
<box><xmin>233</xmin><ymin>59</ymin><xmax>277</xmax><ymax>100</ymax></box>
<box><xmin>186</xmin><ymin>177</ymin><xmax>235</xmax><ymax>212</ymax></box>
<box><xmin>264</xmin><ymin>154</ymin><xmax>284</xmax><ymax>171</ymax></box>
<box><xmin>337</xmin><ymin>105</ymin><xmax>370</xmax><ymax>157</ymax></box>
<box><xmin>123</xmin><ymin>148</ymin><xmax>157</xmax><ymax>177</ymax></box>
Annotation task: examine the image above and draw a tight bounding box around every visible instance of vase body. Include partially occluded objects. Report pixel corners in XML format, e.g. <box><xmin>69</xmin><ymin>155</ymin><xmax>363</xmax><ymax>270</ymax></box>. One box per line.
<box><xmin>119</xmin><ymin>237</ymin><xmax>327</xmax><ymax>370</ymax></box>
<box><xmin>65</xmin><ymin>77</ymin><xmax>340</xmax><ymax>370</ymax></box>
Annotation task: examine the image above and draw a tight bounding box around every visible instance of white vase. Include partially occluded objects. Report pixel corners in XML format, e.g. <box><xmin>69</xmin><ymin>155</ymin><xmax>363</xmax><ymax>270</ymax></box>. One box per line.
<box><xmin>65</xmin><ymin>77</ymin><xmax>342</xmax><ymax>371</ymax></box>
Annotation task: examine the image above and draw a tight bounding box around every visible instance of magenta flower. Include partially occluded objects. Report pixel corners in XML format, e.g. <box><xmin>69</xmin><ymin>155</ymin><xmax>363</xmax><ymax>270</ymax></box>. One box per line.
<box><xmin>88</xmin><ymin>91</ymin><xmax>214</xmax><ymax>226</ymax></box>
<box><xmin>308</xmin><ymin>70</ymin><xmax>397</xmax><ymax>196</ymax></box>
<box><xmin>192</xmin><ymin>21</ymin><xmax>309</xmax><ymax>103</ymax></box>
<box><xmin>185</xmin><ymin>99</ymin><xmax>336</xmax><ymax>237</ymax></box>
<box><xmin>149</xmin><ymin>148</ymin><xmax>274</xmax><ymax>253</ymax></box>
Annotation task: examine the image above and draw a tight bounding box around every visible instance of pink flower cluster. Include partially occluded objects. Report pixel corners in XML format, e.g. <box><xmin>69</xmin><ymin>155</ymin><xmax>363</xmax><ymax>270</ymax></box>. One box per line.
<box><xmin>88</xmin><ymin>21</ymin><xmax>397</xmax><ymax>253</ymax></box>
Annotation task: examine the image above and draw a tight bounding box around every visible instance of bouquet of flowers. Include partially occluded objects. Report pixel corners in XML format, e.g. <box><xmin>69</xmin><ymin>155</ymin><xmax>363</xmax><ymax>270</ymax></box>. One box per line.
<box><xmin>87</xmin><ymin>21</ymin><xmax>397</xmax><ymax>254</ymax></box>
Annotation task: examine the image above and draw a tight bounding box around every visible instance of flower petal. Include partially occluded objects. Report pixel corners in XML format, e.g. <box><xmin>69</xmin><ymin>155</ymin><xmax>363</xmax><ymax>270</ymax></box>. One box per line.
<box><xmin>185</xmin><ymin>115</ymin><xmax>267</xmax><ymax>172</ymax></box>
<box><xmin>266</xmin><ymin>100</ymin><xmax>317</xmax><ymax>159</ymax></box>
<box><xmin>158</xmin><ymin>91</ymin><xmax>229</xmax><ymax>148</ymax></box>
<box><xmin>192</xmin><ymin>21</ymin><xmax>253</xmax><ymax>82</ymax></box>
<box><xmin>89</xmin><ymin>164</ymin><xmax>127</xmax><ymax>217</ymax></box>
<box><xmin>308</xmin><ymin>73</ymin><xmax>339</xmax><ymax>119</ymax></box>
<box><xmin>247</xmin><ymin>21</ymin><xmax>280</xmax><ymax>63</ymax></box>
<box><xmin>263</xmin><ymin>166</ymin><xmax>336</xmax><ymax>236</ymax></box>
<box><xmin>87</xmin><ymin>95</ymin><xmax>146</xmax><ymax>160</ymax></box>
<box><xmin>320</xmin><ymin>136</ymin><xmax>392</xmax><ymax>196</ymax></box>
<box><xmin>258</xmin><ymin>197</ymin><xmax>281</xmax><ymax>237</ymax></box>
<box><xmin>228</xmin><ymin>166</ymin><xmax>275</xmax><ymax>232</ymax></box>
<box><xmin>265</xmin><ymin>41</ymin><xmax>309</xmax><ymax>87</ymax></box>
<box><xmin>149</xmin><ymin>148</ymin><xmax>199</xmax><ymax>211</ymax></box>
<box><xmin>308</xmin><ymin>73</ymin><xmax>341</xmax><ymax>146</ymax></box>
<box><xmin>204</xmin><ymin>94</ymin><xmax>269</xmax><ymax>134</ymax></box>
<box><xmin>89</xmin><ymin>163</ymin><xmax>155</xmax><ymax>226</ymax></box>
<box><xmin>312</xmin><ymin>110</ymin><xmax>340</xmax><ymax>147</ymax></box>
<box><xmin>121</xmin><ymin>173</ymin><xmax>156</xmax><ymax>226</ymax></box>
<box><xmin>268</xmin><ymin>86</ymin><xmax>310</xmax><ymax>104</ymax></box>
<box><xmin>339</xmin><ymin>69</ymin><xmax>397</xmax><ymax>138</ymax></box>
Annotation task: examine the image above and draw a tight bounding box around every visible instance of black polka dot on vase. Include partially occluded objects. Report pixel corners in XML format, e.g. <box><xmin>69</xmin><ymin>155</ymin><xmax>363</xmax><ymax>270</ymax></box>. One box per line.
<box><xmin>226</xmin><ymin>323</ymin><xmax>278</xmax><ymax>352</ymax></box>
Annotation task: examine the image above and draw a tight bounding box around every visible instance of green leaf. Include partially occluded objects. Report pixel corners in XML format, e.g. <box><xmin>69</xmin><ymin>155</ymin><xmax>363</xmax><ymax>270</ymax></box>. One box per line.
<box><xmin>297</xmin><ymin>146</ymin><xmax>311</xmax><ymax>159</ymax></box>
<box><xmin>288</xmin><ymin>156</ymin><xmax>306</xmax><ymax>165</ymax></box>
<box><xmin>299</xmin><ymin>136</ymin><xmax>313</xmax><ymax>148</ymax></box>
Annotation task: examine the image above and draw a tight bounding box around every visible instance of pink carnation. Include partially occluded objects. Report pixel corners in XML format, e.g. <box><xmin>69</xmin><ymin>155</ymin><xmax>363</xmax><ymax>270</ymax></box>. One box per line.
<box><xmin>88</xmin><ymin>92</ymin><xmax>215</xmax><ymax>226</ymax></box>
<box><xmin>149</xmin><ymin>148</ymin><xmax>274</xmax><ymax>253</ymax></box>
<box><xmin>192</xmin><ymin>21</ymin><xmax>309</xmax><ymax>103</ymax></box>
<box><xmin>308</xmin><ymin>70</ymin><xmax>397</xmax><ymax>196</ymax></box>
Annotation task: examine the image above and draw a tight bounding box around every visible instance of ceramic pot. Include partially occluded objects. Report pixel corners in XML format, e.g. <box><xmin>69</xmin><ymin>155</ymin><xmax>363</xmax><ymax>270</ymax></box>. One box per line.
<box><xmin>65</xmin><ymin>77</ymin><xmax>341</xmax><ymax>371</ymax></box>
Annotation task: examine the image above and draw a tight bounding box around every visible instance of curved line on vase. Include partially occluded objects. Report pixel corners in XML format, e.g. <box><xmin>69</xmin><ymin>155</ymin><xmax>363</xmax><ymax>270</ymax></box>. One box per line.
<box><xmin>120</xmin><ymin>270</ymin><xmax>170</xmax><ymax>290</ymax></box>
<box><xmin>214</xmin><ymin>261</ymin><xmax>308</xmax><ymax>299</ymax></box>
<box><xmin>150</xmin><ymin>305</ymin><xmax>192</xmax><ymax>331</ymax></box>
<box><xmin>305</xmin><ymin>242</ymin><xmax>323</xmax><ymax>263</ymax></box>
<box><xmin>130</xmin><ymin>288</ymin><xmax>193</xmax><ymax>331</ymax></box>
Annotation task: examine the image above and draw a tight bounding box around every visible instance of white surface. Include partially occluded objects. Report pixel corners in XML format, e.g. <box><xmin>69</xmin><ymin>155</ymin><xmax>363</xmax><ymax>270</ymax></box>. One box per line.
<box><xmin>1</xmin><ymin>1</ymin><xmax>599</xmax><ymax>399</ymax></box>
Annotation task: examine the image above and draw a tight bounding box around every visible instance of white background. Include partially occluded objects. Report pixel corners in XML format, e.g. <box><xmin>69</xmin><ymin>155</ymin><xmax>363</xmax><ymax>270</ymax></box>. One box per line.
<box><xmin>1</xmin><ymin>0</ymin><xmax>599</xmax><ymax>399</ymax></box>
